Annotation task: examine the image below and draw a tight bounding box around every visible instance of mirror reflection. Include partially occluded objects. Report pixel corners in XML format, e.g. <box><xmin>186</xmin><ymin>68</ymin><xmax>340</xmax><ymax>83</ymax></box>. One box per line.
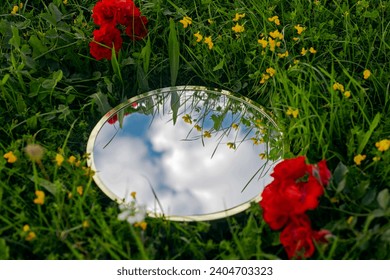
<box><xmin>87</xmin><ymin>86</ymin><xmax>282</xmax><ymax>221</ymax></box>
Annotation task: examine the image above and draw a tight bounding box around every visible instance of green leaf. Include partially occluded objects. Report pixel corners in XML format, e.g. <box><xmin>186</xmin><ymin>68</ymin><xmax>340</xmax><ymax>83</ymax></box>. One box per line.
<box><xmin>357</xmin><ymin>113</ymin><xmax>381</xmax><ymax>154</ymax></box>
<box><xmin>111</xmin><ymin>47</ymin><xmax>123</xmax><ymax>84</ymax></box>
<box><xmin>28</xmin><ymin>176</ymin><xmax>57</xmax><ymax>195</ymax></box>
<box><xmin>171</xmin><ymin>92</ymin><xmax>180</xmax><ymax>125</ymax></box>
<box><xmin>377</xmin><ymin>189</ymin><xmax>389</xmax><ymax>210</ymax></box>
<box><xmin>333</xmin><ymin>161</ymin><xmax>349</xmax><ymax>193</ymax></box>
<box><xmin>213</xmin><ymin>59</ymin><xmax>225</xmax><ymax>71</ymax></box>
<box><xmin>90</xmin><ymin>92</ymin><xmax>112</xmax><ymax>115</ymax></box>
<box><xmin>0</xmin><ymin>239</ymin><xmax>10</xmax><ymax>260</ymax></box>
<box><xmin>9</xmin><ymin>25</ymin><xmax>20</xmax><ymax>49</ymax></box>
<box><xmin>168</xmin><ymin>18</ymin><xmax>180</xmax><ymax>86</ymax></box>
<box><xmin>142</xmin><ymin>36</ymin><xmax>151</xmax><ymax>73</ymax></box>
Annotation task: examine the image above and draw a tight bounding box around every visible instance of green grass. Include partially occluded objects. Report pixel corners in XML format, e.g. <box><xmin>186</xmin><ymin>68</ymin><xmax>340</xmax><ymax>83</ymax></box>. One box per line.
<box><xmin>1</xmin><ymin>0</ymin><xmax>390</xmax><ymax>259</ymax></box>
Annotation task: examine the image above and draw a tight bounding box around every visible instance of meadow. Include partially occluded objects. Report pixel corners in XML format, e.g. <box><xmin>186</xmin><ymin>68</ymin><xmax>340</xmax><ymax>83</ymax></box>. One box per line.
<box><xmin>1</xmin><ymin>0</ymin><xmax>390</xmax><ymax>259</ymax></box>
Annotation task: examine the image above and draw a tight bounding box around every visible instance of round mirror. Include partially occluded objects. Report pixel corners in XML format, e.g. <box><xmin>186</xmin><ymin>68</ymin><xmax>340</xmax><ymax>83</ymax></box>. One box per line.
<box><xmin>86</xmin><ymin>86</ymin><xmax>282</xmax><ymax>221</ymax></box>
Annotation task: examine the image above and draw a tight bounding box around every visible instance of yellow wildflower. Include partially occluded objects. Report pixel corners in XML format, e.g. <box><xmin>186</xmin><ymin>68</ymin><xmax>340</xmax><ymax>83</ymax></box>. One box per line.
<box><xmin>4</xmin><ymin>151</ymin><xmax>17</xmax><ymax>163</ymax></box>
<box><xmin>266</xmin><ymin>67</ymin><xmax>276</xmax><ymax>77</ymax></box>
<box><xmin>26</xmin><ymin>231</ymin><xmax>36</xmax><ymax>241</ymax></box>
<box><xmin>268</xmin><ymin>38</ymin><xmax>277</xmax><ymax>52</ymax></box>
<box><xmin>286</xmin><ymin>107</ymin><xmax>299</xmax><ymax>118</ymax></box>
<box><xmin>227</xmin><ymin>142</ymin><xmax>236</xmax><ymax>149</ymax></box>
<box><xmin>179</xmin><ymin>16</ymin><xmax>192</xmax><ymax>28</ymax></box>
<box><xmin>11</xmin><ymin>5</ymin><xmax>19</xmax><ymax>15</ymax></box>
<box><xmin>344</xmin><ymin>91</ymin><xmax>351</xmax><ymax>98</ymax></box>
<box><xmin>333</xmin><ymin>82</ymin><xmax>345</xmax><ymax>92</ymax></box>
<box><xmin>301</xmin><ymin>47</ymin><xmax>307</xmax><ymax>56</ymax></box>
<box><xmin>19</xmin><ymin>3</ymin><xmax>23</xmax><ymax>8</ymax></box>
<box><xmin>131</xmin><ymin>191</ymin><xmax>137</xmax><ymax>199</ymax></box>
<box><xmin>269</xmin><ymin>30</ymin><xmax>283</xmax><ymax>40</ymax></box>
<box><xmin>134</xmin><ymin>221</ymin><xmax>147</xmax><ymax>231</ymax></box>
<box><xmin>347</xmin><ymin>216</ymin><xmax>354</xmax><ymax>225</ymax></box>
<box><xmin>232</xmin><ymin>23</ymin><xmax>245</xmax><ymax>33</ymax></box>
<box><xmin>203</xmin><ymin>131</ymin><xmax>211</xmax><ymax>138</ymax></box>
<box><xmin>354</xmin><ymin>154</ymin><xmax>366</xmax><ymax>165</ymax></box>
<box><xmin>233</xmin><ymin>13</ymin><xmax>245</xmax><ymax>22</ymax></box>
<box><xmin>68</xmin><ymin>192</ymin><xmax>73</xmax><ymax>199</ymax></box>
<box><xmin>194</xmin><ymin>31</ymin><xmax>203</xmax><ymax>42</ymax></box>
<box><xmin>268</xmin><ymin>16</ymin><xmax>280</xmax><ymax>25</ymax></box>
<box><xmin>294</xmin><ymin>24</ymin><xmax>306</xmax><ymax>34</ymax></box>
<box><xmin>294</xmin><ymin>59</ymin><xmax>300</xmax><ymax>65</ymax></box>
<box><xmin>33</xmin><ymin>190</ymin><xmax>45</xmax><ymax>205</ymax></box>
<box><xmin>375</xmin><ymin>139</ymin><xmax>390</xmax><ymax>152</ymax></box>
<box><xmin>82</xmin><ymin>220</ymin><xmax>90</xmax><ymax>228</ymax></box>
<box><xmin>204</xmin><ymin>36</ymin><xmax>213</xmax><ymax>50</ymax></box>
<box><xmin>309</xmin><ymin>47</ymin><xmax>317</xmax><ymax>54</ymax></box>
<box><xmin>194</xmin><ymin>124</ymin><xmax>202</xmax><ymax>131</ymax></box>
<box><xmin>68</xmin><ymin>155</ymin><xmax>77</xmax><ymax>164</ymax></box>
<box><xmin>258</xmin><ymin>37</ymin><xmax>268</xmax><ymax>48</ymax></box>
<box><xmin>363</xmin><ymin>69</ymin><xmax>371</xmax><ymax>80</ymax></box>
<box><xmin>373</xmin><ymin>156</ymin><xmax>381</xmax><ymax>162</ymax></box>
<box><xmin>182</xmin><ymin>114</ymin><xmax>192</xmax><ymax>124</ymax></box>
<box><xmin>55</xmin><ymin>153</ymin><xmax>64</xmax><ymax>166</ymax></box>
<box><xmin>207</xmin><ymin>19</ymin><xmax>214</xmax><ymax>25</ymax></box>
<box><xmin>63</xmin><ymin>0</ymin><xmax>68</xmax><ymax>4</ymax></box>
<box><xmin>77</xmin><ymin>186</ymin><xmax>83</xmax><ymax>196</ymax></box>
<box><xmin>277</xmin><ymin>51</ymin><xmax>289</xmax><ymax>58</ymax></box>
<box><xmin>260</xmin><ymin>73</ymin><xmax>270</xmax><ymax>84</ymax></box>
<box><xmin>23</xmin><ymin>224</ymin><xmax>30</xmax><ymax>232</ymax></box>
<box><xmin>293</xmin><ymin>37</ymin><xmax>299</xmax><ymax>41</ymax></box>
<box><xmin>232</xmin><ymin>123</ymin><xmax>239</xmax><ymax>130</ymax></box>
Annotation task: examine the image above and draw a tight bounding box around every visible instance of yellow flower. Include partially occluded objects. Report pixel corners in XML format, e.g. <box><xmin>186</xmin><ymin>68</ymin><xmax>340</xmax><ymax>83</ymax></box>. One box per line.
<box><xmin>204</xmin><ymin>36</ymin><xmax>213</xmax><ymax>50</ymax></box>
<box><xmin>203</xmin><ymin>131</ymin><xmax>211</xmax><ymax>138</ymax></box>
<box><xmin>134</xmin><ymin>221</ymin><xmax>147</xmax><ymax>231</ymax></box>
<box><xmin>333</xmin><ymin>82</ymin><xmax>345</xmax><ymax>92</ymax></box>
<box><xmin>11</xmin><ymin>5</ymin><xmax>19</xmax><ymax>15</ymax></box>
<box><xmin>33</xmin><ymin>190</ymin><xmax>45</xmax><ymax>205</ymax></box>
<box><xmin>347</xmin><ymin>216</ymin><xmax>354</xmax><ymax>225</ymax></box>
<box><xmin>354</xmin><ymin>154</ymin><xmax>366</xmax><ymax>165</ymax></box>
<box><xmin>4</xmin><ymin>151</ymin><xmax>17</xmax><ymax>163</ymax></box>
<box><xmin>233</xmin><ymin>13</ymin><xmax>245</xmax><ymax>22</ymax></box>
<box><xmin>268</xmin><ymin>38</ymin><xmax>277</xmax><ymax>52</ymax></box>
<box><xmin>194</xmin><ymin>31</ymin><xmax>203</xmax><ymax>42</ymax></box>
<box><xmin>286</xmin><ymin>107</ymin><xmax>299</xmax><ymax>118</ymax></box>
<box><xmin>260</xmin><ymin>73</ymin><xmax>270</xmax><ymax>84</ymax></box>
<box><xmin>292</xmin><ymin>37</ymin><xmax>299</xmax><ymax>41</ymax></box>
<box><xmin>232</xmin><ymin>23</ymin><xmax>245</xmax><ymax>33</ymax></box>
<box><xmin>68</xmin><ymin>192</ymin><xmax>73</xmax><ymax>199</ymax></box>
<box><xmin>375</xmin><ymin>139</ymin><xmax>390</xmax><ymax>152</ymax></box>
<box><xmin>63</xmin><ymin>0</ymin><xmax>68</xmax><ymax>4</ymax></box>
<box><xmin>194</xmin><ymin>124</ymin><xmax>202</xmax><ymax>131</ymax></box>
<box><xmin>23</xmin><ymin>224</ymin><xmax>30</xmax><ymax>232</ymax></box>
<box><xmin>227</xmin><ymin>142</ymin><xmax>236</xmax><ymax>149</ymax></box>
<box><xmin>207</xmin><ymin>19</ymin><xmax>214</xmax><ymax>25</ymax></box>
<box><xmin>55</xmin><ymin>153</ymin><xmax>64</xmax><ymax>166</ymax></box>
<box><xmin>77</xmin><ymin>186</ymin><xmax>83</xmax><ymax>196</ymax></box>
<box><xmin>182</xmin><ymin>114</ymin><xmax>192</xmax><ymax>124</ymax></box>
<box><xmin>266</xmin><ymin>67</ymin><xmax>276</xmax><ymax>77</ymax></box>
<box><xmin>373</xmin><ymin>156</ymin><xmax>381</xmax><ymax>162</ymax></box>
<box><xmin>258</xmin><ymin>37</ymin><xmax>268</xmax><ymax>48</ymax></box>
<box><xmin>269</xmin><ymin>30</ymin><xmax>283</xmax><ymax>40</ymax></box>
<box><xmin>131</xmin><ymin>191</ymin><xmax>137</xmax><ymax>199</ymax></box>
<box><xmin>82</xmin><ymin>220</ymin><xmax>89</xmax><ymax>228</ymax></box>
<box><xmin>268</xmin><ymin>16</ymin><xmax>280</xmax><ymax>25</ymax></box>
<box><xmin>68</xmin><ymin>155</ymin><xmax>77</xmax><ymax>164</ymax></box>
<box><xmin>26</xmin><ymin>231</ymin><xmax>36</xmax><ymax>241</ymax></box>
<box><xmin>301</xmin><ymin>47</ymin><xmax>307</xmax><ymax>56</ymax></box>
<box><xmin>363</xmin><ymin>69</ymin><xmax>371</xmax><ymax>80</ymax></box>
<box><xmin>344</xmin><ymin>91</ymin><xmax>351</xmax><ymax>98</ymax></box>
<box><xmin>294</xmin><ymin>24</ymin><xmax>306</xmax><ymax>34</ymax></box>
<box><xmin>309</xmin><ymin>47</ymin><xmax>317</xmax><ymax>54</ymax></box>
<box><xmin>277</xmin><ymin>51</ymin><xmax>289</xmax><ymax>58</ymax></box>
<box><xmin>294</xmin><ymin>59</ymin><xmax>300</xmax><ymax>65</ymax></box>
<box><xmin>179</xmin><ymin>16</ymin><xmax>192</xmax><ymax>28</ymax></box>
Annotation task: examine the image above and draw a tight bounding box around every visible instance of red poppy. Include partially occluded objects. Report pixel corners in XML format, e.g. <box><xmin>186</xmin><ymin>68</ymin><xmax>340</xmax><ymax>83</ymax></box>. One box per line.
<box><xmin>89</xmin><ymin>24</ymin><xmax>123</xmax><ymax>60</ymax></box>
<box><xmin>280</xmin><ymin>215</ymin><xmax>331</xmax><ymax>259</ymax></box>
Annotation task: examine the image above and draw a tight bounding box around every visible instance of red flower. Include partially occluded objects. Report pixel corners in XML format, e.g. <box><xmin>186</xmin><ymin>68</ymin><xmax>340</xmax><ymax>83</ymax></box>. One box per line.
<box><xmin>280</xmin><ymin>215</ymin><xmax>331</xmax><ymax>259</ymax></box>
<box><xmin>125</xmin><ymin>16</ymin><xmax>148</xmax><ymax>40</ymax></box>
<box><xmin>89</xmin><ymin>24</ymin><xmax>123</xmax><ymax>60</ymax></box>
<box><xmin>308</xmin><ymin>159</ymin><xmax>332</xmax><ymax>186</ymax></box>
<box><xmin>92</xmin><ymin>0</ymin><xmax>116</xmax><ymax>26</ymax></box>
<box><xmin>260</xmin><ymin>156</ymin><xmax>327</xmax><ymax>230</ymax></box>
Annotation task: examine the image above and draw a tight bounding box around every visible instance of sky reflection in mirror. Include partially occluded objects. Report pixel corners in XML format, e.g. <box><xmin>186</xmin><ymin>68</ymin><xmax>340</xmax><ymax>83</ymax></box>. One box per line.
<box><xmin>91</xmin><ymin>88</ymin><xmax>280</xmax><ymax>218</ymax></box>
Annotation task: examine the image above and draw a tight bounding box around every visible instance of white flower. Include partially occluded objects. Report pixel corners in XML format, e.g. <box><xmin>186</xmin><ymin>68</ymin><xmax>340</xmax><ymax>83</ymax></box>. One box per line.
<box><xmin>117</xmin><ymin>202</ymin><xmax>146</xmax><ymax>224</ymax></box>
